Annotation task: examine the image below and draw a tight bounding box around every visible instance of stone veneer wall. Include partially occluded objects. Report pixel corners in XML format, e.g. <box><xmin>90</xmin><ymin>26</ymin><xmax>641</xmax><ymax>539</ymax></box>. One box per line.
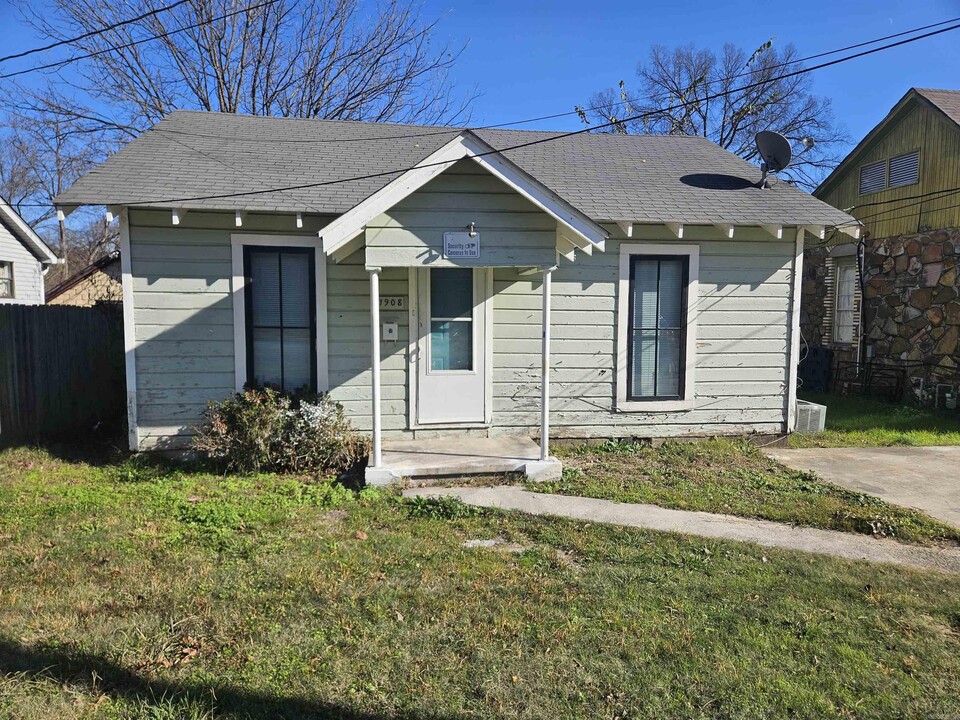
<box><xmin>801</xmin><ymin>228</ymin><xmax>960</xmax><ymax>397</ymax></box>
<box><xmin>862</xmin><ymin>228</ymin><xmax>960</xmax><ymax>385</ymax></box>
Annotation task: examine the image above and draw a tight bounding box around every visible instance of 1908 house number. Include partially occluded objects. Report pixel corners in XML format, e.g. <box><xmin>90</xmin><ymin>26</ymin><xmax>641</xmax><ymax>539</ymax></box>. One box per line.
<box><xmin>379</xmin><ymin>296</ymin><xmax>405</xmax><ymax>309</ymax></box>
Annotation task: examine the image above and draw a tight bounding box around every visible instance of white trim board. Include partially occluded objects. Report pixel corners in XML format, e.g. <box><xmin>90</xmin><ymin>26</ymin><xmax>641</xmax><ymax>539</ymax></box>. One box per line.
<box><xmin>786</xmin><ymin>229</ymin><xmax>804</xmax><ymax>433</ymax></box>
<box><xmin>119</xmin><ymin>211</ymin><xmax>139</xmax><ymax>451</ymax></box>
<box><xmin>616</xmin><ymin>242</ymin><xmax>699</xmax><ymax>413</ymax></box>
<box><xmin>230</xmin><ymin>234</ymin><xmax>329</xmax><ymax>393</ymax></box>
<box><xmin>319</xmin><ymin>132</ymin><xmax>608</xmax><ymax>257</ymax></box>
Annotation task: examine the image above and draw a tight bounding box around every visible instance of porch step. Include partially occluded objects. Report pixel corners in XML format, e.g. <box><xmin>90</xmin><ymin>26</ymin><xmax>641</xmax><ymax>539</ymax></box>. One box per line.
<box><xmin>365</xmin><ymin>436</ymin><xmax>561</xmax><ymax>485</ymax></box>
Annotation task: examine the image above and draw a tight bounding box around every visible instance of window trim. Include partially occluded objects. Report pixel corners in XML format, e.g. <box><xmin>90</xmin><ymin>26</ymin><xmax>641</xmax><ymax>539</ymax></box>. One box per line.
<box><xmin>0</xmin><ymin>261</ymin><xmax>14</xmax><ymax>299</ymax></box>
<box><xmin>231</xmin><ymin>235</ymin><xmax>328</xmax><ymax>393</ymax></box>
<box><xmin>832</xmin><ymin>258</ymin><xmax>857</xmax><ymax>346</ymax></box>
<box><xmin>616</xmin><ymin>243</ymin><xmax>699</xmax><ymax>412</ymax></box>
<box><xmin>243</xmin><ymin>245</ymin><xmax>318</xmax><ymax>392</ymax></box>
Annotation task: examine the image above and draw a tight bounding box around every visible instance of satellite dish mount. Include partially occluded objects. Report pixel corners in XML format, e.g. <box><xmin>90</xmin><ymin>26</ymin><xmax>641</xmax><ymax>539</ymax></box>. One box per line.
<box><xmin>754</xmin><ymin>131</ymin><xmax>792</xmax><ymax>188</ymax></box>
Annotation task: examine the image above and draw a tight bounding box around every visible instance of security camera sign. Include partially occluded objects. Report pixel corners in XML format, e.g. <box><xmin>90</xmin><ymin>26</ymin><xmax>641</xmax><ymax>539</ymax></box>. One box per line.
<box><xmin>443</xmin><ymin>231</ymin><xmax>480</xmax><ymax>259</ymax></box>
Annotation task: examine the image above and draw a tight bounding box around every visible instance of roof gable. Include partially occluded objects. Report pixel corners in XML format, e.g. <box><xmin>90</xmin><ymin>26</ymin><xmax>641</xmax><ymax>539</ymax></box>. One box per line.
<box><xmin>320</xmin><ymin>132</ymin><xmax>608</xmax><ymax>257</ymax></box>
<box><xmin>0</xmin><ymin>197</ymin><xmax>58</xmax><ymax>265</ymax></box>
<box><xmin>816</xmin><ymin>88</ymin><xmax>960</xmax><ymax>198</ymax></box>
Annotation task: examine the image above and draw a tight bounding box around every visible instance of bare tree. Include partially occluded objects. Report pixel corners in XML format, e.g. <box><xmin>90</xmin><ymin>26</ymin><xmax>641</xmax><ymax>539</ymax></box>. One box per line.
<box><xmin>15</xmin><ymin>0</ymin><xmax>472</xmax><ymax>138</ymax></box>
<box><xmin>1</xmin><ymin>92</ymin><xmax>114</xmax><ymax>277</ymax></box>
<box><xmin>579</xmin><ymin>42</ymin><xmax>847</xmax><ymax>189</ymax></box>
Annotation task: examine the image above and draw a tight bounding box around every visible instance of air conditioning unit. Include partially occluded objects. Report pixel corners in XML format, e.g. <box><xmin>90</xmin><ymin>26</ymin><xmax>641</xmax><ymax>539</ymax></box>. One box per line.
<box><xmin>795</xmin><ymin>399</ymin><xmax>826</xmax><ymax>433</ymax></box>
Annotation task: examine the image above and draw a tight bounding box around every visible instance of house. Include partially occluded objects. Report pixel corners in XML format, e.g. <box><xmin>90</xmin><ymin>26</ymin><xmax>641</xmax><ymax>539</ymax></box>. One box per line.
<box><xmin>46</xmin><ymin>251</ymin><xmax>122</xmax><ymax>306</ymax></box>
<box><xmin>54</xmin><ymin>110</ymin><xmax>856</xmax><ymax>482</ymax></box>
<box><xmin>0</xmin><ymin>196</ymin><xmax>59</xmax><ymax>304</ymax></box>
<box><xmin>804</xmin><ymin>88</ymin><xmax>960</xmax><ymax>400</ymax></box>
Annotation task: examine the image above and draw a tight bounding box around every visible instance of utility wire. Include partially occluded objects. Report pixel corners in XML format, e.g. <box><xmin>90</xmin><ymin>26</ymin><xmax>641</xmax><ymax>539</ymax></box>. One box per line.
<box><xmin>65</xmin><ymin>19</ymin><xmax>960</xmax><ymax>209</ymax></box>
<box><xmin>0</xmin><ymin>0</ymin><xmax>278</xmax><ymax>80</ymax></box>
<box><xmin>0</xmin><ymin>0</ymin><xmax>191</xmax><ymax>65</ymax></box>
<box><xmin>147</xmin><ymin>13</ymin><xmax>960</xmax><ymax>145</ymax></box>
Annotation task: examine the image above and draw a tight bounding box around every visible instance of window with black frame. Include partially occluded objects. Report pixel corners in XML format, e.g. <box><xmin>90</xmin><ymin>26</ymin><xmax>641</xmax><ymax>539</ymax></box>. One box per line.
<box><xmin>243</xmin><ymin>247</ymin><xmax>316</xmax><ymax>393</ymax></box>
<box><xmin>627</xmin><ymin>255</ymin><xmax>688</xmax><ymax>401</ymax></box>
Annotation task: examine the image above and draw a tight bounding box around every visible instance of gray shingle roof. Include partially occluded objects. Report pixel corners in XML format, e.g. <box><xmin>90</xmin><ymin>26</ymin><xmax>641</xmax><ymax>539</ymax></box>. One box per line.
<box><xmin>56</xmin><ymin>110</ymin><xmax>855</xmax><ymax>227</ymax></box>
<box><xmin>914</xmin><ymin>88</ymin><xmax>960</xmax><ymax>126</ymax></box>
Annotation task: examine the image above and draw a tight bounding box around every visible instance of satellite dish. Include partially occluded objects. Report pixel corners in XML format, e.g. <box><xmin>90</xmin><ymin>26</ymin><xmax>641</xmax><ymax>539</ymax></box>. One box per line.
<box><xmin>754</xmin><ymin>131</ymin><xmax>792</xmax><ymax>188</ymax></box>
<box><xmin>756</xmin><ymin>131</ymin><xmax>792</xmax><ymax>171</ymax></box>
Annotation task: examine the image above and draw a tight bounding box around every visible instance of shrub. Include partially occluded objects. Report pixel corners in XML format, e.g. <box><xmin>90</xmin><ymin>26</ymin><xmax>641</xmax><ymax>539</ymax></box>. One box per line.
<box><xmin>193</xmin><ymin>388</ymin><xmax>370</xmax><ymax>475</ymax></box>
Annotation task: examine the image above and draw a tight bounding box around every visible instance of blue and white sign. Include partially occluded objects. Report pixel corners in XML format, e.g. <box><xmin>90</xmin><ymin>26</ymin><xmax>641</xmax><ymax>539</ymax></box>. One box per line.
<box><xmin>443</xmin><ymin>231</ymin><xmax>480</xmax><ymax>259</ymax></box>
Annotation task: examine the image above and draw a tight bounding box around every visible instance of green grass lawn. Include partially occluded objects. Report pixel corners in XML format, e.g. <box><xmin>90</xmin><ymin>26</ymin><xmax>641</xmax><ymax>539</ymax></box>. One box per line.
<box><xmin>2</xmin><ymin>447</ymin><xmax>960</xmax><ymax>719</ymax></box>
<box><xmin>533</xmin><ymin>439</ymin><xmax>960</xmax><ymax>545</ymax></box>
<box><xmin>790</xmin><ymin>392</ymin><xmax>960</xmax><ymax>448</ymax></box>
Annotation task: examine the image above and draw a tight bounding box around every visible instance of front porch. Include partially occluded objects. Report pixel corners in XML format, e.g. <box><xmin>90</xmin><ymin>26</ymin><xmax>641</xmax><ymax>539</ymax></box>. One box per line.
<box><xmin>364</xmin><ymin>435</ymin><xmax>563</xmax><ymax>485</ymax></box>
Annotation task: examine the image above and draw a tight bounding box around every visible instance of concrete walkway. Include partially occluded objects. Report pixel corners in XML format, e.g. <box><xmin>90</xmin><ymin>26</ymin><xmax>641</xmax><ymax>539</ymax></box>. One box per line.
<box><xmin>767</xmin><ymin>446</ymin><xmax>960</xmax><ymax>527</ymax></box>
<box><xmin>403</xmin><ymin>485</ymin><xmax>960</xmax><ymax>574</ymax></box>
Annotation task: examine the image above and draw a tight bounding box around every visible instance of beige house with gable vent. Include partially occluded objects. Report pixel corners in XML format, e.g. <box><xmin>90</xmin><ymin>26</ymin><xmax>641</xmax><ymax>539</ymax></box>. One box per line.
<box><xmin>56</xmin><ymin>111</ymin><xmax>858</xmax><ymax>482</ymax></box>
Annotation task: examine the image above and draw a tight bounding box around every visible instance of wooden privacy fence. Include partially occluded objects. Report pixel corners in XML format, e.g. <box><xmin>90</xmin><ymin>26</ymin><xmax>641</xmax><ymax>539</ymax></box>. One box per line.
<box><xmin>0</xmin><ymin>304</ymin><xmax>125</xmax><ymax>446</ymax></box>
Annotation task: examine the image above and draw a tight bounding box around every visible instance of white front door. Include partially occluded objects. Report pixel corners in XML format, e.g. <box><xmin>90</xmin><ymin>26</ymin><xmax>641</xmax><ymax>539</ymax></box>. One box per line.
<box><xmin>414</xmin><ymin>267</ymin><xmax>489</xmax><ymax>424</ymax></box>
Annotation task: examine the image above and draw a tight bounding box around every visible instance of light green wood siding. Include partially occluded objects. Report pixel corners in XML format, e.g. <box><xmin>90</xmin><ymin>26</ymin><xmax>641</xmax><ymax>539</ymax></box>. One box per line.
<box><xmin>0</xmin><ymin>223</ymin><xmax>45</xmax><ymax>305</ymax></box>
<box><xmin>128</xmin><ymin>207</ymin><xmax>794</xmax><ymax>448</ymax></box>
<box><xmin>364</xmin><ymin>159</ymin><xmax>558</xmax><ymax>268</ymax></box>
<box><xmin>128</xmin><ymin>209</ymin><xmax>332</xmax><ymax>449</ymax></box>
<box><xmin>817</xmin><ymin>100</ymin><xmax>960</xmax><ymax>239</ymax></box>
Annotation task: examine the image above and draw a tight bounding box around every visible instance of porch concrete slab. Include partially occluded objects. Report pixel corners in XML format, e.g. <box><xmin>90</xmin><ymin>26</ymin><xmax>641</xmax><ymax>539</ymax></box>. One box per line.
<box><xmin>403</xmin><ymin>486</ymin><xmax>960</xmax><ymax>574</ymax></box>
<box><xmin>375</xmin><ymin>436</ymin><xmax>554</xmax><ymax>480</ymax></box>
<box><xmin>766</xmin><ymin>446</ymin><xmax>960</xmax><ymax>528</ymax></box>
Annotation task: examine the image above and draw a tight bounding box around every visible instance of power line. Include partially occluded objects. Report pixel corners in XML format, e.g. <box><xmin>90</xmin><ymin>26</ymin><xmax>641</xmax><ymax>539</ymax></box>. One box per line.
<box><xmin>0</xmin><ymin>0</ymin><xmax>278</xmax><ymax>80</ymax></box>
<box><xmin>147</xmin><ymin>13</ymin><xmax>960</xmax><ymax>145</ymax></box>
<box><xmin>836</xmin><ymin>186</ymin><xmax>960</xmax><ymax>227</ymax></box>
<box><xmin>72</xmin><ymin>19</ymin><xmax>960</xmax><ymax>209</ymax></box>
<box><xmin>0</xmin><ymin>0</ymin><xmax>191</xmax><ymax>65</ymax></box>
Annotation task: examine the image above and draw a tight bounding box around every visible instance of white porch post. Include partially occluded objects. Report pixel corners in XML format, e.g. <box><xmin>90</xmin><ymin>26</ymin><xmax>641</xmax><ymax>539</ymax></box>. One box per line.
<box><xmin>540</xmin><ymin>267</ymin><xmax>553</xmax><ymax>460</ymax></box>
<box><xmin>369</xmin><ymin>267</ymin><xmax>382</xmax><ymax>468</ymax></box>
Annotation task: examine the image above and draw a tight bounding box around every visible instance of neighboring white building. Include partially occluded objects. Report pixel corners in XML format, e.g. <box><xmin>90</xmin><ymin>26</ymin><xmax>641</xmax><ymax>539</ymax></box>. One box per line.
<box><xmin>56</xmin><ymin>111</ymin><xmax>860</xmax><ymax>482</ymax></box>
<box><xmin>0</xmin><ymin>197</ymin><xmax>59</xmax><ymax>305</ymax></box>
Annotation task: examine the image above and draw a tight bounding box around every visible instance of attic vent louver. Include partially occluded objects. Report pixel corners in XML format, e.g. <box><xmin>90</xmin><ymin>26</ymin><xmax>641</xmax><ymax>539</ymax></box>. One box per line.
<box><xmin>859</xmin><ymin>160</ymin><xmax>886</xmax><ymax>195</ymax></box>
<box><xmin>889</xmin><ymin>150</ymin><xmax>920</xmax><ymax>188</ymax></box>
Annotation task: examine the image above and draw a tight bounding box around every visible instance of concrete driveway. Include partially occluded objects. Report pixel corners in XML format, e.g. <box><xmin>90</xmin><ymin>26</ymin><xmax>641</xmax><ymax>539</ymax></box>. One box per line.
<box><xmin>767</xmin><ymin>446</ymin><xmax>960</xmax><ymax>527</ymax></box>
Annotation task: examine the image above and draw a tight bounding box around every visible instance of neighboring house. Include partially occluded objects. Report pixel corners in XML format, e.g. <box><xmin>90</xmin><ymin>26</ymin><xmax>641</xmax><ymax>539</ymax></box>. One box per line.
<box><xmin>46</xmin><ymin>252</ymin><xmax>122</xmax><ymax>306</ymax></box>
<box><xmin>55</xmin><ymin>111</ymin><xmax>856</xmax><ymax>481</ymax></box>
<box><xmin>0</xmin><ymin>196</ymin><xmax>59</xmax><ymax>304</ymax></box>
<box><xmin>804</xmin><ymin>88</ymin><xmax>960</xmax><ymax>399</ymax></box>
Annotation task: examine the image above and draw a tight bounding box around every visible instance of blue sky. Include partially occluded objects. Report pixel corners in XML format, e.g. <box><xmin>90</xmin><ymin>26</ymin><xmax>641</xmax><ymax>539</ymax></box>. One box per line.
<box><xmin>1</xmin><ymin>0</ymin><xmax>959</xmax><ymax>153</ymax></box>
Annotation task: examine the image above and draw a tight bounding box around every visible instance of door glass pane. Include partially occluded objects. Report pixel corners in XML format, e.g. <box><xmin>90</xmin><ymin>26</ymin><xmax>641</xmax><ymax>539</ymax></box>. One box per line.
<box><xmin>282</xmin><ymin>328</ymin><xmax>312</xmax><ymax>391</ymax></box>
<box><xmin>281</xmin><ymin>252</ymin><xmax>310</xmax><ymax>327</ymax></box>
<box><xmin>252</xmin><ymin>328</ymin><xmax>282</xmax><ymax>387</ymax></box>
<box><xmin>657</xmin><ymin>260</ymin><xmax>684</xmax><ymax>328</ymax></box>
<box><xmin>656</xmin><ymin>329</ymin><xmax>682</xmax><ymax>397</ymax></box>
<box><xmin>431</xmin><ymin>268</ymin><xmax>473</xmax><ymax>319</ymax></box>
<box><xmin>250</xmin><ymin>252</ymin><xmax>281</xmax><ymax>326</ymax></box>
<box><xmin>431</xmin><ymin>320</ymin><xmax>472</xmax><ymax>371</ymax></box>
<box><xmin>631</xmin><ymin>260</ymin><xmax>658</xmax><ymax>329</ymax></box>
<box><xmin>631</xmin><ymin>330</ymin><xmax>657</xmax><ymax>396</ymax></box>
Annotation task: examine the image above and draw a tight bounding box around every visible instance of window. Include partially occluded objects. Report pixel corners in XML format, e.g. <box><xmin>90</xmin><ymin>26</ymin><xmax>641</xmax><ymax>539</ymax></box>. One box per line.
<box><xmin>617</xmin><ymin>244</ymin><xmax>698</xmax><ymax>411</ymax></box>
<box><xmin>627</xmin><ymin>256</ymin><xmax>688</xmax><ymax>400</ymax></box>
<box><xmin>429</xmin><ymin>268</ymin><xmax>473</xmax><ymax>371</ymax></box>
<box><xmin>243</xmin><ymin>247</ymin><xmax>316</xmax><ymax>392</ymax></box>
<box><xmin>859</xmin><ymin>161</ymin><xmax>886</xmax><ymax>195</ymax></box>
<box><xmin>833</xmin><ymin>261</ymin><xmax>857</xmax><ymax>345</ymax></box>
<box><xmin>889</xmin><ymin>150</ymin><xmax>920</xmax><ymax>188</ymax></box>
<box><xmin>0</xmin><ymin>262</ymin><xmax>12</xmax><ymax>299</ymax></box>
